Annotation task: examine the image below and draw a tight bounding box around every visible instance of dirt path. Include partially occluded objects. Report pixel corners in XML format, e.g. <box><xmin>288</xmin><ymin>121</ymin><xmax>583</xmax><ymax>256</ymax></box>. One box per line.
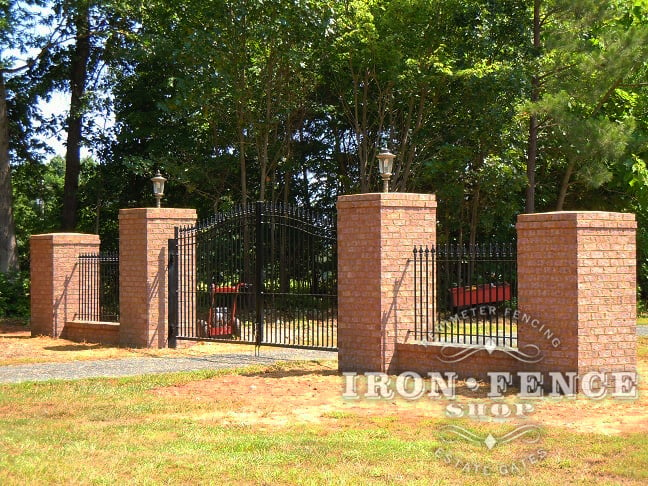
<box><xmin>150</xmin><ymin>360</ymin><xmax>648</xmax><ymax>437</ymax></box>
<box><xmin>0</xmin><ymin>322</ymin><xmax>256</xmax><ymax>363</ymax></box>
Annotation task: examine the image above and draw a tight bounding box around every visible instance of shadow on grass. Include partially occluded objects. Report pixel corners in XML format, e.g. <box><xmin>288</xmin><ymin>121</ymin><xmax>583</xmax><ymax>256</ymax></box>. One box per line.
<box><xmin>0</xmin><ymin>322</ymin><xmax>30</xmax><ymax>336</ymax></box>
<box><xmin>43</xmin><ymin>344</ymin><xmax>104</xmax><ymax>352</ymax></box>
<box><xmin>240</xmin><ymin>365</ymin><xmax>339</xmax><ymax>380</ymax></box>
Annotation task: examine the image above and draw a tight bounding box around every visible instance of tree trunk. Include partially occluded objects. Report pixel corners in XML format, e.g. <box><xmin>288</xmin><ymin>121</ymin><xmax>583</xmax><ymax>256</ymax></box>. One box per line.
<box><xmin>237</xmin><ymin>113</ymin><xmax>252</xmax><ymax>282</ymax></box>
<box><xmin>469</xmin><ymin>153</ymin><xmax>484</xmax><ymax>249</ymax></box>
<box><xmin>258</xmin><ymin>129</ymin><xmax>269</xmax><ymax>201</ymax></box>
<box><xmin>62</xmin><ymin>7</ymin><xmax>90</xmax><ymax>231</ymax></box>
<box><xmin>525</xmin><ymin>0</ymin><xmax>542</xmax><ymax>214</ymax></box>
<box><xmin>556</xmin><ymin>159</ymin><xmax>575</xmax><ymax>211</ymax></box>
<box><xmin>469</xmin><ymin>185</ymin><xmax>480</xmax><ymax>249</ymax></box>
<box><xmin>238</xmin><ymin>123</ymin><xmax>248</xmax><ymax>205</ymax></box>
<box><xmin>526</xmin><ymin>114</ymin><xmax>538</xmax><ymax>213</ymax></box>
<box><xmin>0</xmin><ymin>71</ymin><xmax>19</xmax><ymax>273</ymax></box>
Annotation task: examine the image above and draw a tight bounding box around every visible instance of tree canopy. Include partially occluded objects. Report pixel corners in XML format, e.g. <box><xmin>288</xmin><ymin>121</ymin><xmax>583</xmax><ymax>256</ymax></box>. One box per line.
<box><xmin>2</xmin><ymin>0</ymin><xmax>648</xmax><ymax>299</ymax></box>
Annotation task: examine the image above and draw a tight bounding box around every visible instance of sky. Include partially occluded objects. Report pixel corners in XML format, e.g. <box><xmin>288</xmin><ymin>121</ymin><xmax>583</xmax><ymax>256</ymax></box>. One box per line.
<box><xmin>39</xmin><ymin>91</ymin><xmax>70</xmax><ymax>157</ymax></box>
<box><xmin>10</xmin><ymin>3</ymin><xmax>100</xmax><ymax>160</ymax></box>
<box><xmin>38</xmin><ymin>90</ymin><xmax>110</xmax><ymax>160</ymax></box>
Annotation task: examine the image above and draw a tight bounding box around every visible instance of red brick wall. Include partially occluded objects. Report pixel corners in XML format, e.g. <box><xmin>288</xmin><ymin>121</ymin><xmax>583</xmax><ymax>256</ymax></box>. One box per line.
<box><xmin>395</xmin><ymin>343</ymin><xmax>521</xmax><ymax>380</ymax></box>
<box><xmin>62</xmin><ymin>321</ymin><xmax>120</xmax><ymax>346</ymax></box>
<box><xmin>337</xmin><ymin>193</ymin><xmax>437</xmax><ymax>373</ymax></box>
<box><xmin>30</xmin><ymin>233</ymin><xmax>100</xmax><ymax>337</ymax></box>
<box><xmin>119</xmin><ymin>208</ymin><xmax>196</xmax><ymax>348</ymax></box>
<box><xmin>517</xmin><ymin>211</ymin><xmax>637</xmax><ymax>380</ymax></box>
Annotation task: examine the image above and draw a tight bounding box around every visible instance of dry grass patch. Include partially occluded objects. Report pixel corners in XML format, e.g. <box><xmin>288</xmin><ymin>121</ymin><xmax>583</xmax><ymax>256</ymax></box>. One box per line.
<box><xmin>0</xmin><ymin>319</ymin><xmax>262</xmax><ymax>366</ymax></box>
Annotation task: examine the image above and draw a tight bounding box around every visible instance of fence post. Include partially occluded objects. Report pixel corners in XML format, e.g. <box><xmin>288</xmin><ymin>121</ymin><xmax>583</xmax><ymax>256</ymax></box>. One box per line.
<box><xmin>255</xmin><ymin>201</ymin><xmax>264</xmax><ymax>347</ymax></box>
<box><xmin>336</xmin><ymin>193</ymin><xmax>437</xmax><ymax>373</ymax></box>
<box><xmin>30</xmin><ymin>233</ymin><xmax>100</xmax><ymax>337</ymax></box>
<box><xmin>167</xmin><ymin>236</ymin><xmax>179</xmax><ymax>348</ymax></box>
<box><xmin>119</xmin><ymin>208</ymin><xmax>197</xmax><ymax>348</ymax></box>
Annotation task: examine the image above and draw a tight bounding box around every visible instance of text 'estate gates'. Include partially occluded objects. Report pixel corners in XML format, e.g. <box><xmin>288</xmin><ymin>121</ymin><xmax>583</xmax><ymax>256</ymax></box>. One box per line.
<box><xmin>168</xmin><ymin>202</ymin><xmax>337</xmax><ymax>350</ymax></box>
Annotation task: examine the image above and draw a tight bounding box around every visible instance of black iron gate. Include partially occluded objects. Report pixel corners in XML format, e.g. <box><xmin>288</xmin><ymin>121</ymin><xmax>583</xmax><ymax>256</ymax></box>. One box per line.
<box><xmin>168</xmin><ymin>202</ymin><xmax>337</xmax><ymax>350</ymax></box>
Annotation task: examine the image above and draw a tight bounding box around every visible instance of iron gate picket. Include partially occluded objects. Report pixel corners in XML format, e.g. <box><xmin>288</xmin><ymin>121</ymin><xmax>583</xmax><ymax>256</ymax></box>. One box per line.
<box><xmin>168</xmin><ymin>202</ymin><xmax>337</xmax><ymax>350</ymax></box>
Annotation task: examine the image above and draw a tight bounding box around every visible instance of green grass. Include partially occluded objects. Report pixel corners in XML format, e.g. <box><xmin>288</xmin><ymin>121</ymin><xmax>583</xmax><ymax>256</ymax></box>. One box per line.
<box><xmin>0</xmin><ymin>358</ymin><xmax>647</xmax><ymax>485</ymax></box>
<box><xmin>637</xmin><ymin>316</ymin><xmax>648</xmax><ymax>326</ymax></box>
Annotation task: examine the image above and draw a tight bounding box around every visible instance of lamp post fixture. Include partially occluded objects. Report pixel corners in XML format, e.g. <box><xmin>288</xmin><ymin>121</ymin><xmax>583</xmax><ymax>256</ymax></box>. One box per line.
<box><xmin>377</xmin><ymin>147</ymin><xmax>395</xmax><ymax>193</ymax></box>
<box><xmin>151</xmin><ymin>171</ymin><xmax>167</xmax><ymax>208</ymax></box>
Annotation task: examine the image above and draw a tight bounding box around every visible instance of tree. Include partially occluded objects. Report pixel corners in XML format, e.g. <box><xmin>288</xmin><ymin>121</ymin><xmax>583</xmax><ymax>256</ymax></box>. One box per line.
<box><xmin>30</xmin><ymin>0</ymin><xmax>121</xmax><ymax>230</ymax></box>
<box><xmin>12</xmin><ymin>156</ymin><xmax>63</xmax><ymax>266</ymax></box>
<box><xmin>523</xmin><ymin>0</ymin><xmax>648</xmax><ymax>212</ymax></box>
<box><xmin>0</xmin><ymin>0</ymin><xmax>48</xmax><ymax>273</ymax></box>
<box><xmin>0</xmin><ymin>67</ymin><xmax>18</xmax><ymax>273</ymax></box>
<box><xmin>108</xmin><ymin>0</ymin><xmax>334</xmax><ymax>208</ymax></box>
<box><xmin>61</xmin><ymin>0</ymin><xmax>91</xmax><ymax>230</ymax></box>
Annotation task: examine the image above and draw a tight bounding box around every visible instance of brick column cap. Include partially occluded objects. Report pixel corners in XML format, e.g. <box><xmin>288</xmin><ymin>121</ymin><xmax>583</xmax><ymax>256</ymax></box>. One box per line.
<box><xmin>517</xmin><ymin>211</ymin><xmax>636</xmax><ymax>229</ymax></box>
<box><xmin>30</xmin><ymin>233</ymin><xmax>100</xmax><ymax>243</ymax></box>
<box><xmin>119</xmin><ymin>208</ymin><xmax>197</xmax><ymax>221</ymax></box>
<box><xmin>338</xmin><ymin>192</ymin><xmax>437</xmax><ymax>209</ymax></box>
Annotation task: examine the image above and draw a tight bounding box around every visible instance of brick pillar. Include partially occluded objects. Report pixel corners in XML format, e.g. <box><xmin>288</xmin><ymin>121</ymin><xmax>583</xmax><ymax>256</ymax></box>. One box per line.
<box><xmin>30</xmin><ymin>233</ymin><xmax>100</xmax><ymax>337</ymax></box>
<box><xmin>517</xmin><ymin>211</ymin><xmax>637</xmax><ymax>382</ymax></box>
<box><xmin>119</xmin><ymin>208</ymin><xmax>197</xmax><ymax>348</ymax></box>
<box><xmin>337</xmin><ymin>193</ymin><xmax>437</xmax><ymax>373</ymax></box>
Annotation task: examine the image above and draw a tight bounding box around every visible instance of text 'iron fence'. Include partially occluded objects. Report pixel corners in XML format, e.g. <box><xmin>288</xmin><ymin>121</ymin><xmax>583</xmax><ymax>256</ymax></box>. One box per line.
<box><xmin>78</xmin><ymin>252</ymin><xmax>120</xmax><ymax>322</ymax></box>
<box><xmin>413</xmin><ymin>242</ymin><xmax>517</xmax><ymax>347</ymax></box>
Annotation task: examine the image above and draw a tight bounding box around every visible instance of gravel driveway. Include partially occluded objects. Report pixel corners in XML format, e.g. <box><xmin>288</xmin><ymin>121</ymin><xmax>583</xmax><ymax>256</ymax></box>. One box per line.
<box><xmin>2</xmin><ymin>327</ymin><xmax>645</xmax><ymax>384</ymax></box>
<box><xmin>0</xmin><ymin>348</ymin><xmax>337</xmax><ymax>384</ymax></box>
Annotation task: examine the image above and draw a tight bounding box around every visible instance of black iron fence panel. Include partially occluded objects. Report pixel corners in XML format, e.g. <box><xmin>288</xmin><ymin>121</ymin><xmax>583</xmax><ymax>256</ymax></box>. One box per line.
<box><xmin>414</xmin><ymin>242</ymin><xmax>517</xmax><ymax>347</ymax></box>
<box><xmin>169</xmin><ymin>202</ymin><xmax>337</xmax><ymax>350</ymax></box>
<box><xmin>78</xmin><ymin>252</ymin><xmax>120</xmax><ymax>322</ymax></box>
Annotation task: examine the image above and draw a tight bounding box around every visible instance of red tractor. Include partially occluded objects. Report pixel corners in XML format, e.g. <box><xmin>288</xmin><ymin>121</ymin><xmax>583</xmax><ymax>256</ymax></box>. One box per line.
<box><xmin>201</xmin><ymin>282</ymin><xmax>250</xmax><ymax>338</ymax></box>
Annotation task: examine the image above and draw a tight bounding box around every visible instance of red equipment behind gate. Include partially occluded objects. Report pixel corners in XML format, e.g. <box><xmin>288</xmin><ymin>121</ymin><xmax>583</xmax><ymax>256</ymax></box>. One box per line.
<box><xmin>207</xmin><ymin>283</ymin><xmax>248</xmax><ymax>338</ymax></box>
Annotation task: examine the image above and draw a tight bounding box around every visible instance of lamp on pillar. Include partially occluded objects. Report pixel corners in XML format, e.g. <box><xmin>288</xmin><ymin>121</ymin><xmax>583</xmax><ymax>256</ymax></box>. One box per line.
<box><xmin>377</xmin><ymin>147</ymin><xmax>395</xmax><ymax>193</ymax></box>
<box><xmin>151</xmin><ymin>171</ymin><xmax>167</xmax><ymax>208</ymax></box>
